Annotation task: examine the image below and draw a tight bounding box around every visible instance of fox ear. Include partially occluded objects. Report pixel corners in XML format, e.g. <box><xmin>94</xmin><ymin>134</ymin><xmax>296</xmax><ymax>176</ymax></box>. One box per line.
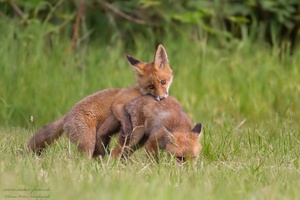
<box><xmin>126</xmin><ymin>54</ymin><xmax>145</xmax><ymax>75</ymax></box>
<box><xmin>158</xmin><ymin>126</ymin><xmax>176</xmax><ymax>149</ymax></box>
<box><xmin>126</xmin><ymin>54</ymin><xmax>141</xmax><ymax>66</ymax></box>
<box><xmin>192</xmin><ymin>123</ymin><xmax>202</xmax><ymax>137</ymax></box>
<box><xmin>154</xmin><ymin>44</ymin><xmax>169</xmax><ymax>69</ymax></box>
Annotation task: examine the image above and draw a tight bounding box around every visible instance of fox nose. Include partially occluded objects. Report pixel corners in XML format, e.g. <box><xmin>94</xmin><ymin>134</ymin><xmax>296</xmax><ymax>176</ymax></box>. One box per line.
<box><xmin>155</xmin><ymin>92</ymin><xmax>168</xmax><ymax>101</ymax></box>
<box><xmin>155</xmin><ymin>96</ymin><xmax>165</xmax><ymax>101</ymax></box>
<box><xmin>155</xmin><ymin>96</ymin><xmax>162</xmax><ymax>101</ymax></box>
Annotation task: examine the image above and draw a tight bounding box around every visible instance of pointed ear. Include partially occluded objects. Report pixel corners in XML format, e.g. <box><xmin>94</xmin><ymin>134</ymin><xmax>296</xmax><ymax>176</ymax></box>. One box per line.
<box><xmin>192</xmin><ymin>123</ymin><xmax>202</xmax><ymax>136</ymax></box>
<box><xmin>126</xmin><ymin>54</ymin><xmax>141</xmax><ymax>66</ymax></box>
<box><xmin>158</xmin><ymin>126</ymin><xmax>177</xmax><ymax>149</ymax></box>
<box><xmin>126</xmin><ymin>54</ymin><xmax>145</xmax><ymax>75</ymax></box>
<box><xmin>154</xmin><ymin>44</ymin><xmax>169</xmax><ymax>68</ymax></box>
<box><xmin>162</xmin><ymin>126</ymin><xmax>175</xmax><ymax>140</ymax></box>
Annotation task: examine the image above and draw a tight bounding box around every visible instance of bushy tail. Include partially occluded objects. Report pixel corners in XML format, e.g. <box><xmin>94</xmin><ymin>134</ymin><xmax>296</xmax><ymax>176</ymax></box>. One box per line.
<box><xmin>28</xmin><ymin>116</ymin><xmax>65</xmax><ymax>154</ymax></box>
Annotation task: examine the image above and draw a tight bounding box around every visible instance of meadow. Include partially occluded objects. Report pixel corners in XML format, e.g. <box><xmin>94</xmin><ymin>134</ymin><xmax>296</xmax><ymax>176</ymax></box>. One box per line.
<box><xmin>0</xmin><ymin>19</ymin><xmax>299</xmax><ymax>200</ymax></box>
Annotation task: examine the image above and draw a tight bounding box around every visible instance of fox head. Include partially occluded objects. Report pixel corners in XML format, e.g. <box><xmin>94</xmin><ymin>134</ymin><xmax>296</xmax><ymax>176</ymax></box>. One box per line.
<box><xmin>161</xmin><ymin>123</ymin><xmax>203</xmax><ymax>165</ymax></box>
<box><xmin>126</xmin><ymin>44</ymin><xmax>173</xmax><ymax>101</ymax></box>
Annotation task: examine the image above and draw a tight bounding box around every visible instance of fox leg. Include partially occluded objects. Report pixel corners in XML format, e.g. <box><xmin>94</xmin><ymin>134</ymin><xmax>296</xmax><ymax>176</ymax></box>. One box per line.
<box><xmin>111</xmin><ymin>104</ymin><xmax>145</xmax><ymax>158</ymax></box>
<box><xmin>111</xmin><ymin>104</ymin><xmax>133</xmax><ymax>158</ymax></box>
<box><xmin>144</xmin><ymin>138</ymin><xmax>160</xmax><ymax>163</ymax></box>
<box><xmin>117</xmin><ymin>125</ymin><xmax>146</xmax><ymax>159</ymax></box>
<box><xmin>144</xmin><ymin>128</ymin><xmax>173</xmax><ymax>163</ymax></box>
<box><xmin>93</xmin><ymin>115</ymin><xmax>120</xmax><ymax>157</ymax></box>
<box><xmin>112</xmin><ymin>104</ymin><xmax>133</xmax><ymax>137</ymax></box>
<box><xmin>63</xmin><ymin>118</ymin><xmax>96</xmax><ymax>158</ymax></box>
<box><xmin>111</xmin><ymin>133</ymin><xmax>130</xmax><ymax>158</ymax></box>
<box><xmin>69</xmin><ymin>130</ymin><xmax>96</xmax><ymax>159</ymax></box>
<box><xmin>128</xmin><ymin>125</ymin><xmax>145</xmax><ymax>147</ymax></box>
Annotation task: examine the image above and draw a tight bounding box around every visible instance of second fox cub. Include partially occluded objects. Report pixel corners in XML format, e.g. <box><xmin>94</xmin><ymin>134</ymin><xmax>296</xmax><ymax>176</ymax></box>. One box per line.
<box><xmin>28</xmin><ymin>45</ymin><xmax>173</xmax><ymax>158</ymax></box>
<box><xmin>113</xmin><ymin>95</ymin><xmax>203</xmax><ymax>165</ymax></box>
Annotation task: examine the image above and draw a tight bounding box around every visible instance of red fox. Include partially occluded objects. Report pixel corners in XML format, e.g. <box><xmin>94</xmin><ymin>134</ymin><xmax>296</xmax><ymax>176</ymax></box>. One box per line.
<box><xmin>28</xmin><ymin>45</ymin><xmax>173</xmax><ymax>158</ymax></box>
<box><xmin>112</xmin><ymin>95</ymin><xmax>202</xmax><ymax>165</ymax></box>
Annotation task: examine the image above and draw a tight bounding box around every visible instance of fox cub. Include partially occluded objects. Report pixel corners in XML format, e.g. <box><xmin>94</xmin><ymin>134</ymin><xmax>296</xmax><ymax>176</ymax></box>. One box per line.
<box><xmin>112</xmin><ymin>95</ymin><xmax>202</xmax><ymax>165</ymax></box>
<box><xmin>28</xmin><ymin>45</ymin><xmax>173</xmax><ymax>158</ymax></box>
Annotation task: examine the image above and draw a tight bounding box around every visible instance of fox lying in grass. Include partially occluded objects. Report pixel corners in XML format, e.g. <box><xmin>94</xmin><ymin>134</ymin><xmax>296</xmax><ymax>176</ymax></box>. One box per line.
<box><xmin>112</xmin><ymin>95</ymin><xmax>203</xmax><ymax>165</ymax></box>
<box><xmin>28</xmin><ymin>45</ymin><xmax>173</xmax><ymax>158</ymax></box>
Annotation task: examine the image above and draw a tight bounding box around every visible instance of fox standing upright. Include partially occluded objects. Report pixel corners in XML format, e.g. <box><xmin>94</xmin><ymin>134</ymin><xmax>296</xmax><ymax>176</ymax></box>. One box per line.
<box><xmin>28</xmin><ymin>45</ymin><xmax>173</xmax><ymax>158</ymax></box>
<box><xmin>112</xmin><ymin>95</ymin><xmax>203</xmax><ymax>165</ymax></box>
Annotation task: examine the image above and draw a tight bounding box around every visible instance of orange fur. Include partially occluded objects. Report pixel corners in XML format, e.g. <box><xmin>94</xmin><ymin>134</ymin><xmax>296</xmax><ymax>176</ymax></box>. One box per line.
<box><xmin>28</xmin><ymin>45</ymin><xmax>173</xmax><ymax>158</ymax></box>
<box><xmin>113</xmin><ymin>95</ymin><xmax>203</xmax><ymax>165</ymax></box>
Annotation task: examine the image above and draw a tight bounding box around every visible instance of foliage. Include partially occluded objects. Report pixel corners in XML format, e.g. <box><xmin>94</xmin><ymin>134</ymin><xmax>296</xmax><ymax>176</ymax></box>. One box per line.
<box><xmin>1</xmin><ymin>0</ymin><xmax>299</xmax><ymax>51</ymax></box>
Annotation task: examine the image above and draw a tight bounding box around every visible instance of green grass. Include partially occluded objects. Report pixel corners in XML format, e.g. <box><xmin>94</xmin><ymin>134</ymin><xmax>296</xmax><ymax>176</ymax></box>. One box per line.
<box><xmin>0</xmin><ymin>19</ymin><xmax>300</xmax><ymax>199</ymax></box>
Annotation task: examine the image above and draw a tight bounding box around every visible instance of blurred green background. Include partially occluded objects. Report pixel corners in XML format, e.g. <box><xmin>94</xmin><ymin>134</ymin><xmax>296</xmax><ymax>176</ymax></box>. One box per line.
<box><xmin>0</xmin><ymin>0</ymin><xmax>299</xmax><ymax>128</ymax></box>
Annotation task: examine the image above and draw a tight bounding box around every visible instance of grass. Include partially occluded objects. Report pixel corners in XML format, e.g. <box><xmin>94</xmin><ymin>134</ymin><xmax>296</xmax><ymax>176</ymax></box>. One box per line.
<box><xmin>0</xmin><ymin>19</ymin><xmax>299</xmax><ymax>199</ymax></box>
<box><xmin>1</xmin><ymin>124</ymin><xmax>299</xmax><ymax>199</ymax></box>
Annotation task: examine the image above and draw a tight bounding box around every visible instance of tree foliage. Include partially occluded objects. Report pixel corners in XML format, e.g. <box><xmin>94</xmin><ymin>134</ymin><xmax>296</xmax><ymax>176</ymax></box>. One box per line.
<box><xmin>1</xmin><ymin>0</ymin><xmax>299</xmax><ymax>52</ymax></box>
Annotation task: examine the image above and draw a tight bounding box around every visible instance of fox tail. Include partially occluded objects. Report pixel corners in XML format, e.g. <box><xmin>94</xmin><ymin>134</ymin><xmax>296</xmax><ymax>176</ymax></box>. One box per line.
<box><xmin>28</xmin><ymin>116</ymin><xmax>65</xmax><ymax>154</ymax></box>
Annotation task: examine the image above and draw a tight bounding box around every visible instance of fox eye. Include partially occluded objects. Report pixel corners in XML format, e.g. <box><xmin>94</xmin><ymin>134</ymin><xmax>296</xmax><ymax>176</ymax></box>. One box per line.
<box><xmin>148</xmin><ymin>84</ymin><xmax>155</xmax><ymax>89</ymax></box>
<box><xmin>161</xmin><ymin>80</ymin><xmax>166</xmax><ymax>85</ymax></box>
